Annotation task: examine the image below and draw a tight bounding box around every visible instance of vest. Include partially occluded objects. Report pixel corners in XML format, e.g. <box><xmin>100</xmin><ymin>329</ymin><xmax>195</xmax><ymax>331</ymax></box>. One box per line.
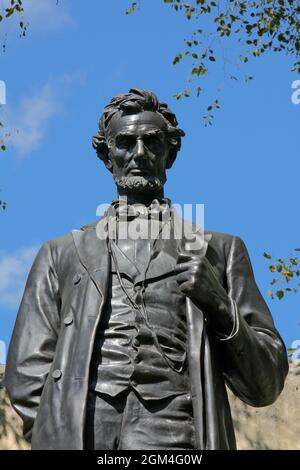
<box><xmin>89</xmin><ymin>218</ymin><xmax>190</xmax><ymax>400</ymax></box>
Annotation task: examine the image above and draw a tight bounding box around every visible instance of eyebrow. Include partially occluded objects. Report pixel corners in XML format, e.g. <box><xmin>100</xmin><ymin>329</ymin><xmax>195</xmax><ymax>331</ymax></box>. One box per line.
<box><xmin>116</xmin><ymin>129</ymin><xmax>163</xmax><ymax>138</ymax></box>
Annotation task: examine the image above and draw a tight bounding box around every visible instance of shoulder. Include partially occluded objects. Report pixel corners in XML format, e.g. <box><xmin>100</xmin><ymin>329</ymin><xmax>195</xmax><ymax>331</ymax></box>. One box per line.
<box><xmin>205</xmin><ymin>230</ymin><xmax>248</xmax><ymax>263</ymax></box>
<box><xmin>41</xmin><ymin>218</ymin><xmax>100</xmax><ymax>267</ymax></box>
<box><xmin>46</xmin><ymin>219</ymin><xmax>99</xmax><ymax>247</ymax></box>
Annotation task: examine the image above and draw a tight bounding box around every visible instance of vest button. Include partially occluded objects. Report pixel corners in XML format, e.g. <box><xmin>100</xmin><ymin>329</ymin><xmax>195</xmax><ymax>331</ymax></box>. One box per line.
<box><xmin>73</xmin><ymin>273</ymin><xmax>81</xmax><ymax>285</ymax></box>
<box><xmin>64</xmin><ymin>315</ymin><xmax>73</xmax><ymax>326</ymax></box>
<box><xmin>52</xmin><ymin>369</ymin><xmax>62</xmax><ymax>380</ymax></box>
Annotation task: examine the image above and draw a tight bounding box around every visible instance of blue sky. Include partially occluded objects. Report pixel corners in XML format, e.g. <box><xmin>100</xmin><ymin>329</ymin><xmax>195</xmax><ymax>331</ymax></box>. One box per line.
<box><xmin>0</xmin><ymin>0</ymin><xmax>299</xmax><ymax>359</ymax></box>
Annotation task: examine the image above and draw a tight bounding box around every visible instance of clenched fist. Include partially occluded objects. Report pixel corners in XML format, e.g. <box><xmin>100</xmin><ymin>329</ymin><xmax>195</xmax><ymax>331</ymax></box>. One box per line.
<box><xmin>174</xmin><ymin>252</ymin><xmax>235</xmax><ymax>336</ymax></box>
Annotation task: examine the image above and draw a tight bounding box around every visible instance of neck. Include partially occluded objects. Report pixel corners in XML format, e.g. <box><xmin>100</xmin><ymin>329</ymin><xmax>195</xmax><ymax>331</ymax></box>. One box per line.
<box><xmin>117</xmin><ymin>188</ymin><xmax>165</xmax><ymax>206</ymax></box>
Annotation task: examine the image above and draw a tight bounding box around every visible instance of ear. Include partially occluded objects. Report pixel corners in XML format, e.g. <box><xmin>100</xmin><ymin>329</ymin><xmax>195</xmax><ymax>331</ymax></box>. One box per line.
<box><xmin>102</xmin><ymin>134</ymin><xmax>116</xmax><ymax>173</ymax></box>
<box><xmin>100</xmin><ymin>150</ymin><xmax>114</xmax><ymax>173</ymax></box>
<box><xmin>94</xmin><ymin>138</ymin><xmax>114</xmax><ymax>173</ymax></box>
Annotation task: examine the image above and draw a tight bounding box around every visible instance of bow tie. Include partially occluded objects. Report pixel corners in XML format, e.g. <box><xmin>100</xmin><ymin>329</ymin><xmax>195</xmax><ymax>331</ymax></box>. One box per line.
<box><xmin>108</xmin><ymin>198</ymin><xmax>172</xmax><ymax>221</ymax></box>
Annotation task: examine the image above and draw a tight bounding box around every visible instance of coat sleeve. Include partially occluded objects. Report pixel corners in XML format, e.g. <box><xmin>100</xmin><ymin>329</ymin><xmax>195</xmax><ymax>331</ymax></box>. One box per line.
<box><xmin>4</xmin><ymin>241</ymin><xmax>61</xmax><ymax>442</ymax></box>
<box><xmin>219</xmin><ymin>236</ymin><xmax>288</xmax><ymax>407</ymax></box>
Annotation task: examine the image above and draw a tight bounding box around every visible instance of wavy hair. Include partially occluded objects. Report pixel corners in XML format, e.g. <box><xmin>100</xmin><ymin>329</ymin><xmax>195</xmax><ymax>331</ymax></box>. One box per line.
<box><xmin>92</xmin><ymin>88</ymin><xmax>185</xmax><ymax>170</ymax></box>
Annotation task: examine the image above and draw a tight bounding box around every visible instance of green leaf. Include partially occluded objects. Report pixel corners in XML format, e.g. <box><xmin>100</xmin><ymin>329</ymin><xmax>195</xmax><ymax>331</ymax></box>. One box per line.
<box><xmin>276</xmin><ymin>290</ymin><xmax>284</xmax><ymax>300</ymax></box>
<box><xmin>126</xmin><ymin>2</ymin><xmax>138</xmax><ymax>15</ymax></box>
<box><xmin>199</xmin><ymin>66</ymin><xmax>208</xmax><ymax>76</ymax></box>
<box><xmin>5</xmin><ymin>8</ymin><xmax>15</xmax><ymax>18</ymax></box>
<box><xmin>173</xmin><ymin>54</ymin><xmax>182</xmax><ymax>65</ymax></box>
<box><xmin>174</xmin><ymin>92</ymin><xmax>183</xmax><ymax>101</ymax></box>
<box><xmin>185</xmin><ymin>9</ymin><xmax>192</xmax><ymax>20</ymax></box>
<box><xmin>263</xmin><ymin>252</ymin><xmax>272</xmax><ymax>259</ymax></box>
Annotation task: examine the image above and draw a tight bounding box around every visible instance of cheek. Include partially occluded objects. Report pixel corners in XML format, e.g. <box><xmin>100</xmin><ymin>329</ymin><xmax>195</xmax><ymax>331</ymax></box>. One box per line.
<box><xmin>109</xmin><ymin>148</ymin><xmax>129</xmax><ymax>167</ymax></box>
<box><xmin>154</xmin><ymin>153</ymin><xmax>168</xmax><ymax>171</ymax></box>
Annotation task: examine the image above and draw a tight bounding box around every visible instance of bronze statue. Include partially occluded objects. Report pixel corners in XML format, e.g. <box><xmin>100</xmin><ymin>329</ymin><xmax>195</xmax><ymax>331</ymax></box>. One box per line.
<box><xmin>5</xmin><ymin>88</ymin><xmax>288</xmax><ymax>450</ymax></box>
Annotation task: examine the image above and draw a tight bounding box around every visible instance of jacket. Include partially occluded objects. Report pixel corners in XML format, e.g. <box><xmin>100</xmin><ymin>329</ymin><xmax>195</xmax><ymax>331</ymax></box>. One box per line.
<box><xmin>4</xmin><ymin>216</ymin><xmax>289</xmax><ymax>449</ymax></box>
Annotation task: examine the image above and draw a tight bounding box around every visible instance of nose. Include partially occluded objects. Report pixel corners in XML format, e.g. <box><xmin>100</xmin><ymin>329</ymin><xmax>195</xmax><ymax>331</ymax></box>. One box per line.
<box><xmin>135</xmin><ymin>138</ymin><xmax>146</xmax><ymax>159</ymax></box>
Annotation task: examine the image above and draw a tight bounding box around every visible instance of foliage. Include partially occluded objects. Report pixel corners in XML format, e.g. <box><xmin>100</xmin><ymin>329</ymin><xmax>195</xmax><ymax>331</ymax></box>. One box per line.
<box><xmin>0</xmin><ymin>118</ymin><xmax>7</xmax><ymax>210</ymax></box>
<box><xmin>263</xmin><ymin>250</ymin><xmax>300</xmax><ymax>300</ymax></box>
<box><xmin>0</xmin><ymin>0</ymin><xmax>27</xmax><ymax>212</ymax></box>
<box><xmin>0</xmin><ymin>199</ymin><xmax>7</xmax><ymax>210</ymax></box>
<box><xmin>127</xmin><ymin>0</ymin><xmax>300</xmax><ymax>123</ymax></box>
<box><xmin>126</xmin><ymin>2</ymin><xmax>139</xmax><ymax>15</ymax></box>
<box><xmin>127</xmin><ymin>2</ymin><xmax>300</xmax><ymax>298</ymax></box>
<box><xmin>0</xmin><ymin>0</ymin><xmax>26</xmax><ymax>37</ymax></box>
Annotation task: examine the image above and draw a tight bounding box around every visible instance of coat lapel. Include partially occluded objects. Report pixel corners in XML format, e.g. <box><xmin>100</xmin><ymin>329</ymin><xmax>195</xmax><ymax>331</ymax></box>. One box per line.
<box><xmin>144</xmin><ymin>209</ymin><xmax>213</xmax><ymax>281</ymax></box>
<box><xmin>72</xmin><ymin>217</ymin><xmax>110</xmax><ymax>298</ymax></box>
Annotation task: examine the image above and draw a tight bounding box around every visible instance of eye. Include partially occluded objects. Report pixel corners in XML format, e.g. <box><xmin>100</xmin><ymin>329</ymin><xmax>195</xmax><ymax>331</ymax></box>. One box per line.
<box><xmin>144</xmin><ymin>135</ymin><xmax>162</xmax><ymax>151</ymax></box>
<box><xmin>116</xmin><ymin>135</ymin><xmax>135</xmax><ymax>149</ymax></box>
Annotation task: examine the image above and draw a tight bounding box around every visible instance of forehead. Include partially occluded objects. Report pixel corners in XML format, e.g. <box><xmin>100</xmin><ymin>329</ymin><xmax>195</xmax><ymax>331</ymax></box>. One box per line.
<box><xmin>108</xmin><ymin>111</ymin><xmax>168</xmax><ymax>137</ymax></box>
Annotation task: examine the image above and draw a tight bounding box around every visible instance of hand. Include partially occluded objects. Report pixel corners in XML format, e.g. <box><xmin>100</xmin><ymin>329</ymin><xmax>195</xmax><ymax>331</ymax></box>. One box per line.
<box><xmin>174</xmin><ymin>252</ymin><xmax>234</xmax><ymax>334</ymax></box>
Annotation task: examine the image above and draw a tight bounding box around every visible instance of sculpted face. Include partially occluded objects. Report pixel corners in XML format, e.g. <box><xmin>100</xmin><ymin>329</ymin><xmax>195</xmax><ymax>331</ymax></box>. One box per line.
<box><xmin>107</xmin><ymin>111</ymin><xmax>170</xmax><ymax>192</ymax></box>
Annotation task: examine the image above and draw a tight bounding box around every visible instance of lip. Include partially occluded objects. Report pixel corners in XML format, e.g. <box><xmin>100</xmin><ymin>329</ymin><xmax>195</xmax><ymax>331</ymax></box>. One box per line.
<box><xmin>129</xmin><ymin>168</ymin><xmax>150</xmax><ymax>175</ymax></box>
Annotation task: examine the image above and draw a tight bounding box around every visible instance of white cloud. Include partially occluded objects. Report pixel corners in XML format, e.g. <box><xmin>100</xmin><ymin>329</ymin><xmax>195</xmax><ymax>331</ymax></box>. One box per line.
<box><xmin>7</xmin><ymin>80</ymin><xmax>60</xmax><ymax>155</ymax></box>
<box><xmin>0</xmin><ymin>244</ymin><xmax>40</xmax><ymax>310</ymax></box>
<box><xmin>3</xmin><ymin>72</ymin><xmax>84</xmax><ymax>155</ymax></box>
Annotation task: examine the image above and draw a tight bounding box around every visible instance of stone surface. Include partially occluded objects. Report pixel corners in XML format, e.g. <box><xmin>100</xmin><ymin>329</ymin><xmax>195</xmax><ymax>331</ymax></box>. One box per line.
<box><xmin>0</xmin><ymin>364</ymin><xmax>299</xmax><ymax>450</ymax></box>
<box><xmin>229</xmin><ymin>363</ymin><xmax>300</xmax><ymax>450</ymax></box>
<box><xmin>0</xmin><ymin>366</ymin><xmax>30</xmax><ymax>450</ymax></box>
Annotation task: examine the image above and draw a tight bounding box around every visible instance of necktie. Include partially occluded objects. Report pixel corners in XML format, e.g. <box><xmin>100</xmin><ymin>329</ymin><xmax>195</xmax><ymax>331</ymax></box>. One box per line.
<box><xmin>108</xmin><ymin>198</ymin><xmax>172</xmax><ymax>222</ymax></box>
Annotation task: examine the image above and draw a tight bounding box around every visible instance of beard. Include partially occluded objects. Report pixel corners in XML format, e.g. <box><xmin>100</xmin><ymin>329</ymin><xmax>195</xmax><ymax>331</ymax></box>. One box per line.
<box><xmin>114</xmin><ymin>175</ymin><xmax>164</xmax><ymax>192</ymax></box>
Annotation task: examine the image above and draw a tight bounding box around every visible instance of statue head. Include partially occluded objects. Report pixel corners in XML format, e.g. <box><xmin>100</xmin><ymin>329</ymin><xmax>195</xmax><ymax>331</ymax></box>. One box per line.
<box><xmin>92</xmin><ymin>88</ymin><xmax>185</xmax><ymax>195</ymax></box>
